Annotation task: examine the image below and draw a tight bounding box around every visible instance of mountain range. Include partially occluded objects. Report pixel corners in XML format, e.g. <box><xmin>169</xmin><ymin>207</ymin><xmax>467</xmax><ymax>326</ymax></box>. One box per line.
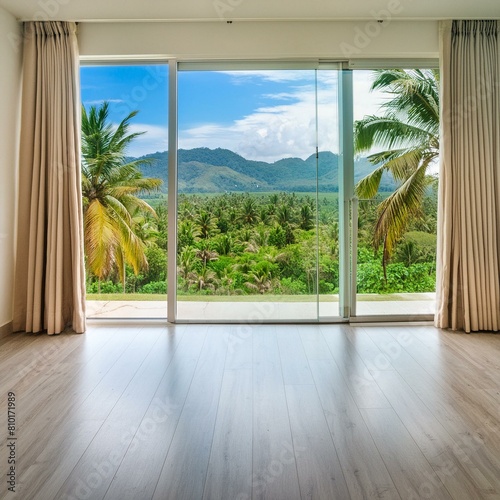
<box><xmin>133</xmin><ymin>147</ymin><xmax>396</xmax><ymax>194</ymax></box>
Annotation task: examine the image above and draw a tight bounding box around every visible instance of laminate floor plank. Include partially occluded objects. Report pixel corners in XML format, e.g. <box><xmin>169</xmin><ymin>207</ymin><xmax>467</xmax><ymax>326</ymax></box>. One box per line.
<box><xmin>320</xmin><ymin>325</ymin><xmax>392</xmax><ymax>409</ymax></box>
<box><xmin>371</xmin><ymin>327</ymin><xmax>500</xmax><ymax>495</ymax></box>
<box><xmin>485</xmin><ymin>388</ymin><xmax>500</xmax><ymax>405</ymax></box>
<box><xmin>343</xmin><ymin>325</ymin><xmax>397</xmax><ymax>374</ymax></box>
<box><xmin>285</xmin><ymin>383</ymin><xmax>351</xmax><ymax>499</ymax></box>
<box><xmin>276</xmin><ymin>325</ymin><xmax>314</xmax><ymax>386</ymax></box>
<box><xmin>308</xmin><ymin>358</ymin><xmax>401</xmax><ymax>500</ymax></box>
<box><xmin>151</xmin><ymin>326</ymin><xmax>228</xmax><ymax>500</ymax></box>
<box><xmin>1</xmin><ymin>327</ymin><xmax>125</xmax><ymax>500</ymax></box>
<box><xmin>377</xmin><ymin>326</ymin><xmax>500</xmax><ymax>454</ymax></box>
<box><xmin>252</xmin><ymin>326</ymin><xmax>301</xmax><ymax>500</ymax></box>
<box><xmin>0</xmin><ymin>332</ymin><xmax>46</xmax><ymax>365</ymax></box>
<box><xmin>203</xmin><ymin>367</ymin><xmax>253</xmax><ymax>500</ymax></box>
<box><xmin>0</xmin><ymin>330</ymin><xmax>101</xmax><ymax>448</ymax></box>
<box><xmin>13</xmin><ymin>326</ymin><xmax>125</xmax><ymax>432</ymax></box>
<box><xmin>384</xmin><ymin>326</ymin><xmax>499</xmax><ymax>399</ymax></box>
<box><xmin>14</xmin><ymin>326</ymin><xmax>133</xmax><ymax>436</ymax></box>
<box><xmin>103</xmin><ymin>325</ymin><xmax>207</xmax><ymax>500</ymax></box>
<box><xmin>298</xmin><ymin>325</ymin><xmax>332</xmax><ymax>361</ymax></box>
<box><xmin>396</xmin><ymin>327</ymin><xmax>499</xmax><ymax>391</ymax></box>
<box><xmin>0</xmin><ymin>331</ymin><xmax>84</xmax><ymax>397</ymax></box>
<box><xmin>361</xmin><ymin>408</ymin><xmax>454</xmax><ymax>500</ymax></box>
<box><xmin>225</xmin><ymin>324</ymin><xmax>253</xmax><ymax>371</ymax></box>
<box><xmin>394</xmin><ymin>339</ymin><xmax>500</xmax><ymax>459</ymax></box>
<box><xmin>436</xmin><ymin>331</ymin><xmax>500</xmax><ymax>378</ymax></box>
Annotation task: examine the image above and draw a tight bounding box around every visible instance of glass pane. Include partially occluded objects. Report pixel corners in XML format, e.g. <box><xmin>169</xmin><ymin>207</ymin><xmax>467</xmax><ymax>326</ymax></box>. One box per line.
<box><xmin>81</xmin><ymin>64</ymin><xmax>169</xmax><ymax>319</ymax></box>
<box><xmin>317</xmin><ymin>70</ymin><xmax>340</xmax><ymax>319</ymax></box>
<box><xmin>353</xmin><ymin>69</ymin><xmax>438</xmax><ymax>317</ymax></box>
<box><xmin>176</xmin><ymin>69</ymin><xmax>339</xmax><ymax>321</ymax></box>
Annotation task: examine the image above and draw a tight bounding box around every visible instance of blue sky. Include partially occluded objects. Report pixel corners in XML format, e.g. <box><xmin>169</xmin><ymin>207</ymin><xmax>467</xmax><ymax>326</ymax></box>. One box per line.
<box><xmin>80</xmin><ymin>65</ymin><xmax>381</xmax><ymax>161</ymax></box>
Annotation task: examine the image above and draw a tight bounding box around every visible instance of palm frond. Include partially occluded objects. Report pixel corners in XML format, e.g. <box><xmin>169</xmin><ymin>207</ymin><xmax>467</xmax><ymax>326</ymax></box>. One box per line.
<box><xmin>355</xmin><ymin>114</ymin><xmax>434</xmax><ymax>154</ymax></box>
<box><xmin>84</xmin><ymin>199</ymin><xmax>119</xmax><ymax>279</ymax></box>
<box><xmin>374</xmin><ymin>161</ymin><xmax>431</xmax><ymax>257</ymax></box>
<box><xmin>355</xmin><ymin>166</ymin><xmax>385</xmax><ymax>199</ymax></box>
<box><xmin>354</xmin><ymin>69</ymin><xmax>440</xmax><ymax>266</ymax></box>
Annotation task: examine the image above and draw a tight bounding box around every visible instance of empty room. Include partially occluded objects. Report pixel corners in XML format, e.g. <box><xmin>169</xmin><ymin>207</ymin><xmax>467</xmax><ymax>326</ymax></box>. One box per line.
<box><xmin>0</xmin><ymin>0</ymin><xmax>499</xmax><ymax>499</ymax></box>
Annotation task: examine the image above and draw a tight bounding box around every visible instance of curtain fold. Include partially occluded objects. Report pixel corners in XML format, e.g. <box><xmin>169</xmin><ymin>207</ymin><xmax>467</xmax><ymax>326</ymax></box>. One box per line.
<box><xmin>436</xmin><ymin>20</ymin><xmax>500</xmax><ymax>332</ymax></box>
<box><xmin>13</xmin><ymin>21</ymin><xmax>86</xmax><ymax>335</ymax></box>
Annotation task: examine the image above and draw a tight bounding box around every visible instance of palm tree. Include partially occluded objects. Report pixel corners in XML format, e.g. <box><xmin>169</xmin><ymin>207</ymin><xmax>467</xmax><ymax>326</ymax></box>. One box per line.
<box><xmin>81</xmin><ymin>102</ymin><xmax>162</xmax><ymax>289</ymax></box>
<box><xmin>233</xmin><ymin>253</ymin><xmax>256</xmax><ymax>275</ymax></box>
<box><xmin>299</xmin><ymin>204</ymin><xmax>314</xmax><ymax>230</ymax></box>
<box><xmin>214</xmin><ymin>234</ymin><xmax>234</xmax><ymax>256</ymax></box>
<box><xmin>246</xmin><ymin>226</ymin><xmax>269</xmax><ymax>253</ymax></box>
<box><xmin>276</xmin><ymin>204</ymin><xmax>294</xmax><ymax>226</ymax></box>
<box><xmin>195</xmin><ymin>210</ymin><xmax>219</xmax><ymax>240</ymax></box>
<box><xmin>259</xmin><ymin>205</ymin><xmax>272</xmax><ymax>225</ymax></box>
<box><xmin>187</xmin><ymin>265</ymin><xmax>218</xmax><ymax>292</ymax></box>
<box><xmin>245</xmin><ymin>262</ymin><xmax>276</xmax><ymax>294</ymax></box>
<box><xmin>178</xmin><ymin>246</ymin><xmax>196</xmax><ymax>280</ymax></box>
<box><xmin>240</xmin><ymin>197</ymin><xmax>259</xmax><ymax>226</ymax></box>
<box><xmin>354</xmin><ymin>69</ymin><xmax>439</xmax><ymax>273</ymax></box>
<box><xmin>195</xmin><ymin>241</ymin><xmax>219</xmax><ymax>266</ymax></box>
<box><xmin>178</xmin><ymin>220</ymin><xmax>197</xmax><ymax>250</ymax></box>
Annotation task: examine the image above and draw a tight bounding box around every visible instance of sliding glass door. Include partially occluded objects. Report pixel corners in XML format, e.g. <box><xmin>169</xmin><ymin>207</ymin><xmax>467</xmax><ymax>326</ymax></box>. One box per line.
<box><xmin>174</xmin><ymin>65</ymin><xmax>341</xmax><ymax>321</ymax></box>
<box><xmin>79</xmin><ymin>61</ymin><xmax>438</xmax><ymax>323</ymax></box>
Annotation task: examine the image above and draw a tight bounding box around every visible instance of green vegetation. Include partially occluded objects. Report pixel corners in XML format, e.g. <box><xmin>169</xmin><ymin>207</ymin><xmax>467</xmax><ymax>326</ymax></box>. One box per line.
<box><xmin>86</xmin><ymin>189</ymin><xmax>437</xmax><ymax>298</ymax></box>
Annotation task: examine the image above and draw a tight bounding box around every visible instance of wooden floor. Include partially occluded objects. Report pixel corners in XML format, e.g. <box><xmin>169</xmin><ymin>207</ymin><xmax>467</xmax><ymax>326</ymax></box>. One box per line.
<box><xmin>0</xmin><ymin>324</ymin><xmax>499</xmax><ymax>500</ymax></box>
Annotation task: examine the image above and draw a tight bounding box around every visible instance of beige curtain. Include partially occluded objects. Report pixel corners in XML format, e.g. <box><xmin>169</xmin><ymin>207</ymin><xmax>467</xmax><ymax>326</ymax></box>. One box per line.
<box><xmin>436</xmin><ymin>20</ymin><xmax>500</xmax><ymax>332</ymax></box>
<box><xmin>13</xmin><ymin>22</ymin><xmax>86</xmax><ymax>335</ymax></box>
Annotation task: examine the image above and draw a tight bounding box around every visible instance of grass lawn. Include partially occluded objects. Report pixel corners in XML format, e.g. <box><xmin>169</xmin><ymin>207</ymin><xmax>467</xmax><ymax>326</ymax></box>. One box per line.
<box><xmin>86</xmin><ymin>293</ymin><xmax>335</xmax><ymax>302</ymax></box>
<box><xmin>86</xmin><ymin>292</ymin><xmax>433</xmax><ymax>302</ymax></box>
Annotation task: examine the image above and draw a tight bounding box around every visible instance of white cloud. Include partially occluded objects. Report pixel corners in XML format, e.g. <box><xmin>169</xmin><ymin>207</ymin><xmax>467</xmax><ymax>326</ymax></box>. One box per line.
<box><xmin>125</xmin><ymin>123</ymin><xmax>169</xmax><ymax>158</ymax></box>
<box><xmin>353</xmin><ymin>71</ymin><xmax>387</xmax><ymax>120</ymax></box>
<box><xmin>179</xmin><ymin>81</ymin><xmax>340</xmax><ymax>162</ymax></box>
<box><xmin>222</xmin><ymin>70</ymin><xmax>315</xmax><ymax>84</ymax></box>
<box><xmin>261</xmin><ymin>92</ymin><xmax>299</xmax><ymax>102</ymax></box>
<box><xmin>83</xmin><ymin>98</ymin><xmax>125</xmax><ymax>106</ymax></box>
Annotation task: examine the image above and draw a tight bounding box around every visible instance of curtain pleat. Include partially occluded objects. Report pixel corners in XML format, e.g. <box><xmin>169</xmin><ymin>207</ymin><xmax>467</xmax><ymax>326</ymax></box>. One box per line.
<box><xmin>13</xmin><ymin>22</ymin><xmax>86</xmax><ymax>335</ymax></box>
<box><xmin>436</xmin><ymin>20</ymin><xmax>500</xmax><ymax>332</ymax></box>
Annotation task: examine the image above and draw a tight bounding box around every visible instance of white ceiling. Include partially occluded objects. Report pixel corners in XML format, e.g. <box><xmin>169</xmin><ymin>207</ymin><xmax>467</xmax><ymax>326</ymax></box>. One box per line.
<box><xmin>1</xmin><ymin>0</ymin><xmax>499</xmax><ymax>22</ymax></box>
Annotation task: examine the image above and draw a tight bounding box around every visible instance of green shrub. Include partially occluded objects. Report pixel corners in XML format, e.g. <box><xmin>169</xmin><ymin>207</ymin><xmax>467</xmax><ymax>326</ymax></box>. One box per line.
<box><xmin>357</xmin><ymin>261</ymin><xmax>435</xmax><ymax>293</ymax></box>
<box><xmin>139</xmin><ymin>281</ymin><xmax>167</xmax><ymax>294</ymax></box>
<box><xmin>280</xmin><ymin>277</ymin><xmax>307</xmax><ymax>295</ymax></box>
<box><xmin>86</xmin><ymin>280</ymin><xmax>122</xmax><ymax>294</ymax></box>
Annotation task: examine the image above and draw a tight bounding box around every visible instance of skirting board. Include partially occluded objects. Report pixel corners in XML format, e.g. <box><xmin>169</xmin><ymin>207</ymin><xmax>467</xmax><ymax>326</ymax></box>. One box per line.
<box><xmin>0</xmin><ymin>322</ymin><xmax>13</xmax><ymax>339</ymax></box>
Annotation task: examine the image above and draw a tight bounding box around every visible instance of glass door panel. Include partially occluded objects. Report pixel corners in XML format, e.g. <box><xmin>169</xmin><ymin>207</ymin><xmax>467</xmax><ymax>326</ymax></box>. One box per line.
<box><xmin>176</xmin><ymin>68</ymin><xmax>340</xmax><ymax>322</ymax></box>
<box><xmin>317</xmin><ymin>70</ymin><xmax>341</xmax><ymax>319</ymax></box>
<box><xmin>81</xmin><ymin>63</ymin><xmax>169</xmax><ymax>319</ymax></box>
<box><xmin>352</xmin><ymin>69</ymin><xmax>438</xmax><ymax>317</ymax></box>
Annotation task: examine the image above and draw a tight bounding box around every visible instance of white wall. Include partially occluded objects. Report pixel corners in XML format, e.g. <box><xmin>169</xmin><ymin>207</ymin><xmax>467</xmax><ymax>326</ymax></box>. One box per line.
<box><xmin>78</xmin><ymin>20</ymin><xmax>439</xmax><ymax>60</ymax></box>
<box><xmin>0</xmin><ymin>7</ymin><xmax>22</xmax><ymax>333</ymax></box>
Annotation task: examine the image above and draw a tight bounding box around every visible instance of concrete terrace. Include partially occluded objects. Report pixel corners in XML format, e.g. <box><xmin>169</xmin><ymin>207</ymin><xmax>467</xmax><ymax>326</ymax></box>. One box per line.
<box><xmin>86</xmin><ymin>293</ymin><xmax>435</xmax><ymax>321</ymax></box>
